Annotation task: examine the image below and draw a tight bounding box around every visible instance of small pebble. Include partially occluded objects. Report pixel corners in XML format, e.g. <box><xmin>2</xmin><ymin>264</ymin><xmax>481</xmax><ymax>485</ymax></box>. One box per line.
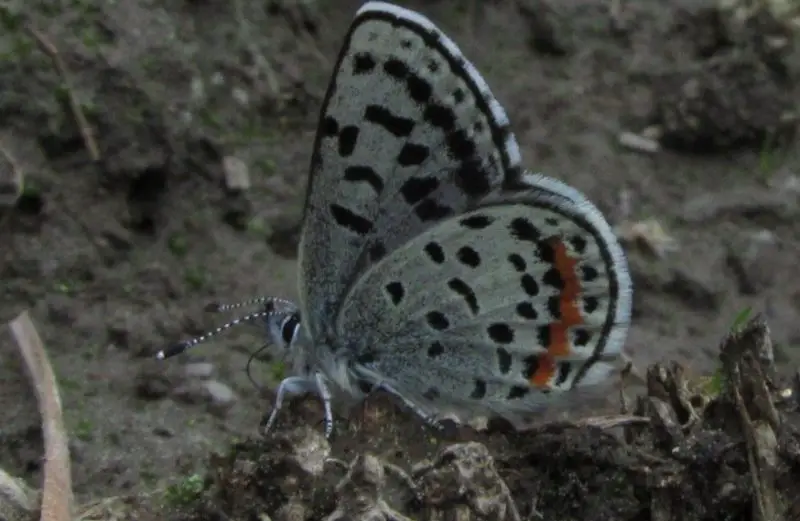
<box><xmin>618</xmin><ymin>131</ymin><xmax>660</xmax><ymax>154</ymax></box>
<box><xmin>173</xmin><ymin>380</ymin><xmax>238</xmax><ymax>415</ymax></box>
<box><xmin>223</xmin><ymin>155</ymin><xmax>251</xmax><ymax>191</ymax></box>
<box><xmin>203</xmin><ymin>380</ymin><xmax>238</xmax><ymax>411</ymax></box>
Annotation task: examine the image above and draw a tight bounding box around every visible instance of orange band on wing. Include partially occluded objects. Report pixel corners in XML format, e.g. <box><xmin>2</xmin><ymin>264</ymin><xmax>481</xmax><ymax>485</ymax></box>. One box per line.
<box><xmin>527</xmin><ymin>239</ymin><xmax>585</xmax><ymax>389</ymax></box>
<box><xmin>529</xmin><ymin>353</ymin><xmax>557</xmax><ymax>388</ymax></box>
<box><xmin>548</xmin><ymin>239</ymin><xmax>583</xmax><ymax>358</ymax></box>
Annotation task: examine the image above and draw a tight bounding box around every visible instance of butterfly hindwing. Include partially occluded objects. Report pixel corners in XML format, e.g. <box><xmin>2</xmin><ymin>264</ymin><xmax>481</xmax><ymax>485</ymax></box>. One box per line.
<box><xmin>337</xmin><ymin>180</ymin><xmax>631</xmax><ymax>426</ymax></box>
<box><xmin>299</xmin><ymin>1</ymin><xmax>523</xmax><ymax>339</ymax></box>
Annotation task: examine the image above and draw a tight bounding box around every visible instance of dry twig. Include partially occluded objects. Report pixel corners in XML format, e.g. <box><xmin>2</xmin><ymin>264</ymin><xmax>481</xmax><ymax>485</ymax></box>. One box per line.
<box><xmin>25</xmin><ymin>26</ymin><xmax>100</xmax><ymax>162</ymax></box>
<box><xmin>9</xmin><ymin>311</ymin><xmax>73</xmax><ymax>521</ymax></box>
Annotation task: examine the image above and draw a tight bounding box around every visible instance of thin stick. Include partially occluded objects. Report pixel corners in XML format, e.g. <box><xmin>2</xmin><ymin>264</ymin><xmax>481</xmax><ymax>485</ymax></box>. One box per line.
<box><xmin>25</xmin><ymin>25</ymin><xmax>100</xmax><ymax>162</ymax></box>
<box><xmin>9</xmin><ymin>311</ymin><xmax>73</xmax><ymax>521</ymax></box>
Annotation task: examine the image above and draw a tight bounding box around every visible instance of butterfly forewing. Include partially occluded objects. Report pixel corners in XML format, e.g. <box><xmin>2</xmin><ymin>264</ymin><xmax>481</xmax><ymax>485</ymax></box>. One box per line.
<box><xmin>299</xmin><ymin>1</ymin><xmax>523</xmax><ymax>339</ymax></box>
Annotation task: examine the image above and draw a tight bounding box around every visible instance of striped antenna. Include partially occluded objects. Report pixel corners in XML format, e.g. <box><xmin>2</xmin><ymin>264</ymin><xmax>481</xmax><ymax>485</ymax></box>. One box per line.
<box><xmin>156</xmin><ymin>310</ymin><xmax>271</xmax><ymax>359</ymax></box>
<box><xmin>204</xmin><ymin>296</ymin><xmax>296</xmax><ymax>313</ymax></box>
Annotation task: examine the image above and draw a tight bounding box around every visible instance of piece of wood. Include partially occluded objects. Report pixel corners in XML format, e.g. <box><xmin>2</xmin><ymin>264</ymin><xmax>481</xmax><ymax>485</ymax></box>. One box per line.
<box><xmin>9</xmin><ymin>311</ymin><xmax>73</xmax><ymax>521</ymax></box>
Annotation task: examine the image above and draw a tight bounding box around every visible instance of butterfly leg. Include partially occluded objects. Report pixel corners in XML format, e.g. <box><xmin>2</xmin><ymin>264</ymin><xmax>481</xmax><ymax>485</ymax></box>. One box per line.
<box><xmin>262</xmin><ymin>373</ymin><xmax>335</xmax><ymax>438</ymax></box>
<box><xmin>314</xmin><ymin>372</ymin><xmax>334</xmax><ymax>438</ymax></box>
<box><xmin>262</xmin><ymin>375</ymin><xmax>317</xmax><ymax>435</ymax></box>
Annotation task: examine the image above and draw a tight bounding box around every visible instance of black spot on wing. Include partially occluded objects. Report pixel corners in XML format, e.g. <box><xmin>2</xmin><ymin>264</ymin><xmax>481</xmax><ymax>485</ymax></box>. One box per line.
<box><xmin>397</xmin><ymin>143</ymin><xmax>430</xmax><ymax>166</ymax></box>
<box><xmin>516</xmin><ymin>302</ymin><xmax>538</xmax><ymax>320</ymax></box>
<box><xmin>470</xmin><ymin>379</ymin><xmax>487</xmax><ymax>399</ymax></box>
<box><xmin>555</xmin><ymin>362</ymin><xmax>572</xmax><ymax>386</ymax></box>
<box><xmin>521</xmin><ymin>274</ymin><xmax>539</xmax><ymax>296</ymax></box>
<box><xmin>338</xmin><ymin>125</ymin><xmax>359</xmax><ymax>157</ymax></box>
<box><xmin>488</xmin><ymin>323</ymin><xmax>514</xmax><ymax>344</ymax></box>
<box><xmin>423</xmin><ymin>102</ymin><xmax>455</xmax><ymax>131</ymax></box>
<box><xmin>508</xmin><ymin>254</ymin><xmax>526</xmax><ymax>272</ymax></box>
<box><xmin>426</xmin><ymin>311</ymin><xmax>449</xmax><ymax>330</ymax></box>
<box><xmin>383</xmin><ymin>58</ymin><xmax>433</xmax><ymax>103</ymax></box>
<box><xmin>424</xmin><ymin>242</ymin><xmax>445</xmax><ymax>264</ymax></box>
<box><xmin>570</xmin><ymin>235</ymin><xmax>588</xmax><ymax>254</ymax></box>
<box><xmin>542</xmin><ymin>268</ymin><xmax>564</xmax><ymax>290</ymax></box>
<box><xmin>507</xmin><ymin>385</ymin><xmax>529</xmax><ymax>399</ymax></box>
<box><xmin>496</xmin><ymin>347</ymin><xmax>512</xmax><ymax>374</ymax></box>
<box><xmin>447</xmin><ymin>278</ymin><xmax>479</xmax><ymax>315</ymax></box>
<box><xmin>447</xmin><ymin>128</ymin><xmax>476</xmax><ymax>158</ymax></box>
<box><xmin>456</xmin><ymin>246</ymin><xmax>480</xmax><ymax>268</ymax></box>
<box><xmin>352</xmin><ymin>52</ymin><xmax>376</xmax><ymax>74</ymax></box>
<box><xmin>584</xmin><ymin>296</ymin><xmax>599</xmax><ymax>314</ymax></box>
<box><xmin>582</xmin><ymin>265</ymin><xmax>599</xmax><ymax>282</ymax></box>
<box><xmin>321</xmin><ymin>116</ymin><xmax>339</xmax><ymax>136</ymax></box>
<box><xmin>536</xmin><ymin>326</ymin><xmax>550</xmax><ymax>349</ymax></box>
<box><xmin>537</xmin><ymin>241</ymin><xmax>556</xmax><ymax>263</ymax></box>
<box><xmin>400</xmin><ymin>176</ymin><xmax>439</xmax><ymax>205</ymax></box>
<box><xmin>421</xmin><ymin>102</ymin><xmax>490</xmax><ymax>198</ymax></box>
<box><xmin>547</xmin><ymin>296</ymin><xmax>562</xmax><ymax>320</ymax></box>
<box><xmin>407</xmin><ymin>75</ymin><xmax>433</xmax><ymax>103</ymax></box>
<box><xmin>329</xmin><ymin>204</ymin><xmax>372</xmax><ymax>235</ymax></box>
<box><xmin>344</xmin><ymin>165</ymin><xmax>383</xmax><ymax>194</ymax></box>
<box><xmin>385</xmin><ymin>281</ymin><xmax>404</xmax><ymax>305</ymax></box>
<box><xmin>460</xmin><ymin>214</ymin><xmax>493</xmax><ymax>229</ymax></box>
<box><xmin>574</xmin><ymin>329</ymin><xmax>591</xmax><ymax>347</ymax></box>
<box><xmin>510</xmin><ymin>217</ymin><xmax>541</xmax><ymax>243</ymax></box>
<box><xmin>368</xmin><ymin>241</ymin><xmax>386</xmax><ymax>262</ymax></box>
<box><xmin>428</xmin><ymin>341</ymin><xmax>445</xmax><ymax>357</ymax></box>
<box><xmin>383</xmin><ymin>58</ymin><xmax>410</xmax><ymax>79</ymax></box>
<box><xmin>453</xmin><ymin>159</ymin><xmax>491</xmax><ymax>198</ymax></box>
<box><xmin>522</xmin><ymin>355</ymin><xmax>540</xmax><ymax>380</ymax></box>
<box><xmin>365</xmin><ymin>105</ymin><xmax>414</xmax><ymax>137</ymax></box>
<box><xmin>415</xmin><ymin>199</ymin><xmax>452</xmax><ymax>221</ymax></box>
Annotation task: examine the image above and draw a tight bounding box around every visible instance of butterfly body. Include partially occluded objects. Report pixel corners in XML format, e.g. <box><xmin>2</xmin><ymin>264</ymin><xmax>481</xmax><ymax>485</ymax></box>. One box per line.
<box><xmin>159</xmin><ymin>1</ymin><xmax>632</xmax><ymax>437</ymax></box>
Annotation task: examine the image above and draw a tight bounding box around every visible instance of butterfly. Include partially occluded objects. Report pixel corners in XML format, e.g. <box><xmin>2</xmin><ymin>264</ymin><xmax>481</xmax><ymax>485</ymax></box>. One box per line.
<box><xmin>158</xmin><ymin>1</ymin><xmax>632</xmax><ymax>438</ymax></box>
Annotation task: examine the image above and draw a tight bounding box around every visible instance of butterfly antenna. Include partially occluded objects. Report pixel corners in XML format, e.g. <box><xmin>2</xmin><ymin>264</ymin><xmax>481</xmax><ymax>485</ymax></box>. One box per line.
<box><xmin>156</xmin><ymin>309</ymin><xmax>273</xmax><ymax>360</ymax></box>
<box><xmin>204</xmin><ymin>297</ymin><xmax>295</xmax><ymax>313</ymax></box>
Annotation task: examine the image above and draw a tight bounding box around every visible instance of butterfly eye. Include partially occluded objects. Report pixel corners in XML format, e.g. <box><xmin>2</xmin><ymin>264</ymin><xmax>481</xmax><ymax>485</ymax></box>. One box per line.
<box><xmin>280</xmin><ymin>313</ymin><xmax>300</xmax><ymax>346</ymax></box>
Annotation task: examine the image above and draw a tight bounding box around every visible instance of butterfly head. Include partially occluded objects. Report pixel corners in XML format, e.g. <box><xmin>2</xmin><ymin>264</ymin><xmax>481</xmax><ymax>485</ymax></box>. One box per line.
<box><xmin>261</xmin><ymin>300</ymin><xmax>302</xmax><ymax>355</ymax></box>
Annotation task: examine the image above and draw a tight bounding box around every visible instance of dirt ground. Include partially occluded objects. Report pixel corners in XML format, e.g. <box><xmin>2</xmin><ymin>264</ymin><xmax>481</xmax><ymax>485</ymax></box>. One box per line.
<box><xmin>1</xmin><ymin>0</ymin><xmax>800</xmax><ymax>518</ymax></box>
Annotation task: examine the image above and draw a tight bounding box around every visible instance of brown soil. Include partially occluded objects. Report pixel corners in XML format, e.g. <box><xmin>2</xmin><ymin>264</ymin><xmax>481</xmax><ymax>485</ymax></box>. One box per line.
<box><xmin>1</xmin><ymin>0</ymin><xmax>800</xmax><ymax>519</ymax></box>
